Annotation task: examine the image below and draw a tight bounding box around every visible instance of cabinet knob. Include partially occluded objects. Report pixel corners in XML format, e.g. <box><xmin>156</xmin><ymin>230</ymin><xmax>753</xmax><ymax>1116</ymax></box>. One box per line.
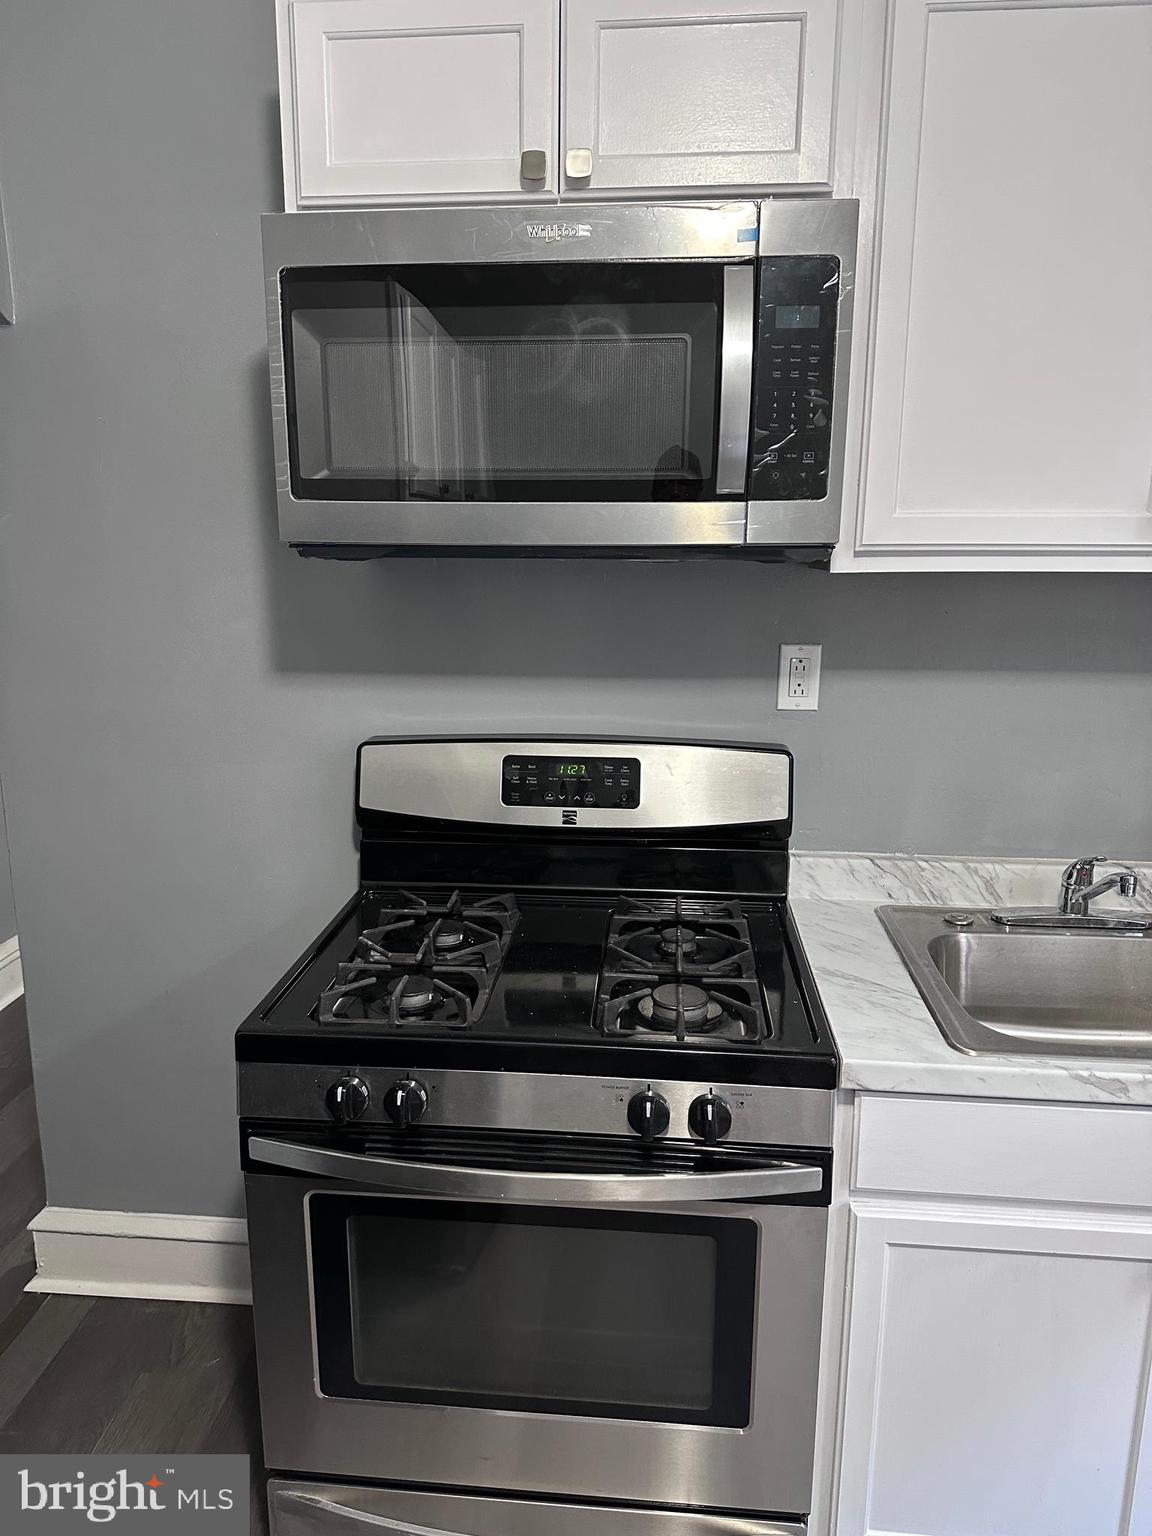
<box><xmin>520</xmin><ymin>149</ymin><xmax>548</xmax><ymax>182</ymax></box>
<box><xmin>565</xmin><ymin>147</ymin><xmax>593</xmax><ymax>181</ymax></box>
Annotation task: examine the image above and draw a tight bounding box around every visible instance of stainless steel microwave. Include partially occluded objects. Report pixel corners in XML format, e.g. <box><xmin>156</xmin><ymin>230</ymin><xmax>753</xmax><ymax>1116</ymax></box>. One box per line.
<box><xmin>261</xmin><ymin>200</ymin><xmax>858</xmax><ymax>559</ymax></box>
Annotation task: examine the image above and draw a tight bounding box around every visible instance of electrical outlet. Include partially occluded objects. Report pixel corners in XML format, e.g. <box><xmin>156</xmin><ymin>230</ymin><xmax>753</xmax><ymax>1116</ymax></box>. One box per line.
<box><xmin>777</xmin><ymin>644</ymin><xmax>821</xmax><ymax>711</ymax></box>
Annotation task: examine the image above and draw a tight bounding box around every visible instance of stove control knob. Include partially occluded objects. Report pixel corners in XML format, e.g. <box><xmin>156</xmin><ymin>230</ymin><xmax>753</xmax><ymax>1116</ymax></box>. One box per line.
<box><xmin>688</xmin><ymin>1092</ymin><xmax>733</xmax><ymax>1144</ymax></box>
<box><xmin>627</xmin><ymin>1089</ymin><xmax>670</xmax><ymax>1142</ymax></box>
<box><xmin>385</xmin><ymin>1078</ymin><xmax>429</xmax><ymax>1130</ymax></box>
<box><xmin>326</xmin><ymin>1075</ymin><xmax>370</xmax><ymax>1124</ymax></box>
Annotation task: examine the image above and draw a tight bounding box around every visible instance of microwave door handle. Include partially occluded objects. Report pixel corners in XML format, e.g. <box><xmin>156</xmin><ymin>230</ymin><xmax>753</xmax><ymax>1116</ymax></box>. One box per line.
<box><xmin>246</xmin><ymin>1136</ymin><xmax>822</xmax><ymax>1203</ymax></box>
<box><xmin>714</xmin><ymin>263</ymin><xmax>755</xmax><ymax>495</ymax></box>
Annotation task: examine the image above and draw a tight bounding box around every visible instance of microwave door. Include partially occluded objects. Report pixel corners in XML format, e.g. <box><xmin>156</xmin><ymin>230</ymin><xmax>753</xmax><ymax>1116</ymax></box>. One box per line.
<box><xmin>275</xmin><ymin>252</ymin><xmax>751</xmax><ymax>549</ymax></box>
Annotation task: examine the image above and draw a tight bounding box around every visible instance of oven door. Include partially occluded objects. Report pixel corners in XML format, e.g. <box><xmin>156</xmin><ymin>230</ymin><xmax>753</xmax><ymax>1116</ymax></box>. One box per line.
<box><xmin>262</xmin><ymin>206</ymin><xmax>756</xmax><ymax>550</ymax></box>
<box><xmin>244</xmin><ymin>1133</ymin><xmax>828</xmax><ymax>1518</ymax></box>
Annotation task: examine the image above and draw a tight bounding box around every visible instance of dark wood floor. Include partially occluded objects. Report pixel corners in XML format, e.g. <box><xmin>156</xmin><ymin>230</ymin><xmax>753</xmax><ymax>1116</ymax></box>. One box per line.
<box><xmin>0</xmin><ymin>996</ymin><xmax>268</xmax><ymax>1530</ymax></box>
<box><xmin>0</xmin><ymin>1294</ymin><xmax>267</xmax><ymax>1529</ymax></box>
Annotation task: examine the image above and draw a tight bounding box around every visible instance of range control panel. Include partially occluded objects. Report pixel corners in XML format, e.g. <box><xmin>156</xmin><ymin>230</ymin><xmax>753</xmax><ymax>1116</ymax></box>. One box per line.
<box><xmin>750</xmin><ymin>255</ymin><xmax>841</xmax><ymax>501</ymax></box>
<box><xmin>502</xmin><ymin>755</ymin><xmax>641</xmax><ymax>810</ymax></box>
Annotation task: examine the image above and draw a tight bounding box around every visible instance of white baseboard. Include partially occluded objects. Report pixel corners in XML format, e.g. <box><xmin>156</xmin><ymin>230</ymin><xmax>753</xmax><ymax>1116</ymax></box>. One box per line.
<box><xmin>0</xmin><ymin>936</ymin><xmax>23</xmax><ymax>1012</ymax></box>
<box><xmin>28</xmin><ymin>1206</ymin><xmax>251</xmax><ymax>1305</ymax></box>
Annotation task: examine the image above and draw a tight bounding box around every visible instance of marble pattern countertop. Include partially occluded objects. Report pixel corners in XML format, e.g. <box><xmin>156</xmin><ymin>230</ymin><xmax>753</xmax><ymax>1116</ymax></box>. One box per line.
<box><xmin>788</xmin><ymin>853</ymin><xmax>1152</xmax><ymax>1106</ymax></box>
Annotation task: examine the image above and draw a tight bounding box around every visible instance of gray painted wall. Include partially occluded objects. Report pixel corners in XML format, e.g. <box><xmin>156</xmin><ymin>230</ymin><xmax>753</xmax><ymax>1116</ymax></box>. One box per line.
<box><xmin>0</xmin><ymin>0</ymin><xmax>1149</xmax><ymax>1215</ymax></box>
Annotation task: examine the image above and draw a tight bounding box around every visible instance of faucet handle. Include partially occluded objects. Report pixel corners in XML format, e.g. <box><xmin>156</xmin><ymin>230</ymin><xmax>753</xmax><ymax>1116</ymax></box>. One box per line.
<box><xmin>1062</xmin><ymin>855</ymin><xmax>1107</xmax><ymax>891</ymax></box>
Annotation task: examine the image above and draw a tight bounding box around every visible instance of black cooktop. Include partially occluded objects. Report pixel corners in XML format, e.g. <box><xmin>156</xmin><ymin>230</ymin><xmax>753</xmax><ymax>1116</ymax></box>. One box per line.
<box><xmin>237</xmin><ymin>884</ymin><xmax>837</xmax><ymax>1088</ymax></box>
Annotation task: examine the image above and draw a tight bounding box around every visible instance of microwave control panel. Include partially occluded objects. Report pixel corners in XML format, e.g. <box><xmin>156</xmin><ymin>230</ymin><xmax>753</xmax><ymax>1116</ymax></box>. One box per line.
<box><xmin>750</xmin><ymin>256</ymin><xmax>841</xmax><ymax>501</ymax></box>
<box><xmin>502</xmin><ymin>755</ymin><xmax>641</xmax><ymax>810</ymax></box>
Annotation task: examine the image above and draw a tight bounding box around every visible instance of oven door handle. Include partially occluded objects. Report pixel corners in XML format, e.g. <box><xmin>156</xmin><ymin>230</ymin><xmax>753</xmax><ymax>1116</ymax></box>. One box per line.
<box><xmin>246</xmin><ymin>1136</ymin><xmax>823</xmax><ymax>1203</ymax></box>
<box><xmin>715</xmin><ymin>262</ymin><xmax>755</xmax><ymax>496</ymax></box>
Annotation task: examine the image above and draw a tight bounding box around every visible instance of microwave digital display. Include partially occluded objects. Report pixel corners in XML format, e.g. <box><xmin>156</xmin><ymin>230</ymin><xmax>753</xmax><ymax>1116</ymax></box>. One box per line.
<box><xmin>774</xmin><ymin>305</ymin><xmax>821</xmax><ymax>329</ymax></box>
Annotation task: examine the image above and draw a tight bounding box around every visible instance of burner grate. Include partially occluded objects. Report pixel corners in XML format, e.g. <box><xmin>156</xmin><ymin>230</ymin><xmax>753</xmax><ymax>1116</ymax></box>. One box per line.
<box><xmin>318</xmin><ymin>965</ymin><xmax>490</xmax><ymax>1029</ymax></box>
<box><xmin>316</xmin><ymin>890</ymin><xmax>517</xmax><ymax>1029</ymax></box>
<box><xmin>596</xmin><ymin>897</ymin><xmax>769</xmax><ymax>1044</ymax></box>
<box><xmin>597</xmin><ymin>972</ymin><xmax>768</xmax><ymax>1044</ymax></box>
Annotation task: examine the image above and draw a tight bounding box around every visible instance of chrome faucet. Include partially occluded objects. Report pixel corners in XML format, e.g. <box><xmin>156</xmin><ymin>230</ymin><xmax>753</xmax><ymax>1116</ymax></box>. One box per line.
<box><xmin>990</xmin><ymin>855</ymin><xmax>1149</xmax><ymax>931</ymax></box>
<box><xmin>1059</xmin><ymin>856</ymin><xmax>1141</xmax><ymax>916</ymax></box>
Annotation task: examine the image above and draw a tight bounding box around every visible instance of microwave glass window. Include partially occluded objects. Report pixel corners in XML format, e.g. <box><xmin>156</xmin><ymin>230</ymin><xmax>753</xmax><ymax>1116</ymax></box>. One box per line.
<box><xmin>281</xmin><ymin>263</ymin><xmax>732</xmax><ymax>504</ymax></box>
<box><xmin>309</xmin><ymin>1197</ymin><xmax>757</xmax><ymax>1426</ymax></box>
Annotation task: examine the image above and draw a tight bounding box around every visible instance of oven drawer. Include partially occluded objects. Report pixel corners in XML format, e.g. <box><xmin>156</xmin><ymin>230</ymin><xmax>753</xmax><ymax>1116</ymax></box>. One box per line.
<box><xmin>268</xmin><ymin>1481</ymin><xmax>805</xmax><ymax>1536</ymax></box>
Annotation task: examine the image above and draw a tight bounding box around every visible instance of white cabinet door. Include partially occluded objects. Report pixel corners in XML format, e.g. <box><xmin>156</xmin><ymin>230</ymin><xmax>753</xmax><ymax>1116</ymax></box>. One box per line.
<box><xmin>836</xmin><ymin>1205</ymin><xmax>1152</xmax><ymax>1536</ymax></box>
<box><xmin>279</xmin><ymin>0</ymin><xmax>558</xmax><ymax>207</ymax></box>
<box><xmin>561</xmin><ymin>0</ymin><xmax>837</xmax><ymax>196</ymax></box>
<box><xmin>853</xmin><ymin>0</ymin><xmax>1152</xmax><ymax>553</ymax></box>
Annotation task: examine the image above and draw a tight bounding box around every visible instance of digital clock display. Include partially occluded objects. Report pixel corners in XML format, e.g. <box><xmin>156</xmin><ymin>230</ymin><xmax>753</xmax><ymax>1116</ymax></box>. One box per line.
<box><xmin>774</xmin><ymin>304</ymin><xmax>821</xmax><ymax>329</ymax></box>
<box><xmin>556</xmin><ymin>762</ymin><xmax>587</xmax><ymax>777</ymax></box>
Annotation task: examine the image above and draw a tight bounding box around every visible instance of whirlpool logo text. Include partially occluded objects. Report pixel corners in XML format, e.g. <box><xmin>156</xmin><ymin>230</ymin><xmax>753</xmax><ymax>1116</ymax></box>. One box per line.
<box><xmin>523</xmin><ymin>221</ymin><xmax>593</xmax><ymax>242</ymax></box>
<box><xmin>2</xmin><ymin>1456</ymin><xmax>248</xmax><ymax>1531</ymax></box>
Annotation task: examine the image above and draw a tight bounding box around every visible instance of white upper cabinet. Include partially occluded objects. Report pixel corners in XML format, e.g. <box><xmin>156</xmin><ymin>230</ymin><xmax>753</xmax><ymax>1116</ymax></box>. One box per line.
<box><xmin>560</xmin><ymin>0</ymin><xmax>837</xmax><ymax>196</ymax></box>
<box><xmin>846</xmin><ymin>0</ymin><xmax>1152</xmax><ymax>562</ymax></box>
<box><xmin>279</xmin><ymin>0</ymin><xmax>558</xmax><ymax>206</ymax></box>
<box><xmin>277</xmin><ymin>0</ymin><xmax>842</xmax><ymax>209</ymax></box>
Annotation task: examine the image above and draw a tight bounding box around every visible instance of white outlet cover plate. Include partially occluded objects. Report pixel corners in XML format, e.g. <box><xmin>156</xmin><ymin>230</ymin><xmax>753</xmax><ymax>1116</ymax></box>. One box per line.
<box><xmin>777</xmin><ymin>643</ymin><xmax>821</xmax><ymax>711</ymax></box>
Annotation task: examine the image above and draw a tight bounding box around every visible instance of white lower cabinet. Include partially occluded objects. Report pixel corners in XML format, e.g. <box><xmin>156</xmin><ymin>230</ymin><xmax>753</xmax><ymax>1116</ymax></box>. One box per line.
<box><xmin>834</xmin><ymin>1203</ymin><xmax>1152</xmax><ymax>1536</ymax></box>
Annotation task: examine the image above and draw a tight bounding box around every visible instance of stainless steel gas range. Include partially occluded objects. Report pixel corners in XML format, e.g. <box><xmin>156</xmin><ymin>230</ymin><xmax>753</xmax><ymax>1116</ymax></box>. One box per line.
<box><xmin>236</xmin><ymin>737</ymin><xmax>837</xmax><ymax>1536</ymax></box>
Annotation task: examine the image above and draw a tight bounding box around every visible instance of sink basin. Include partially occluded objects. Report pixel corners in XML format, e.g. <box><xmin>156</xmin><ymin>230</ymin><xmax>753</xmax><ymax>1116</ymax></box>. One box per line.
<box><xmin>878</xmin><ymin>906</ymin><xmax>1152</xmax><ymax>1058</ymax></box>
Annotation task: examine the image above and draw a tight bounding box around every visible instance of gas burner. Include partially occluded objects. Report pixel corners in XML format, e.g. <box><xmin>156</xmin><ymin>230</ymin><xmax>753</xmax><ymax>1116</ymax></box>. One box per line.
<box><xmin>396</xmin><ymin>976</ymin><xmax>437</xmax><ymax>1014</ymax></box>
<box><xmin>660</xmin><ymin>925</ymin><xmax>697</xmax><ymax>957</ymax></box>
<box><xmin>607</xmin><ymin>901</ymin><xmax>755</xmax><ymax>978</ymax></box>
<box><xmin>598</xmin><ymin>973</ymin><xmax>769</xmax><ymax>1044</ymax></box>
<box><xmin>355</xmin><ymin>890</ymin><xmax>518</xmax><ymax>972</ymax></box>
<box><xmin>642</xmin><ymin>982</ymin><xmax>718</xmax><ymax>1030</ymax></box>
<box><xmin>433</xmin><ymin>921</ymin><xmax>467</xmax><ymax>953</ymax></box>
<box><xmin>318</xmin><ymin>966</ymin><xmax>487</xmax><ymax>1029</ymax></box>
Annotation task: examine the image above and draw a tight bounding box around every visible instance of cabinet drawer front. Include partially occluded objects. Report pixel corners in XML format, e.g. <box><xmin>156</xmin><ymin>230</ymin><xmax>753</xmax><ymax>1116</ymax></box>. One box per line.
<box><xmin>854</xmin><ymin>1093</ymin><xmax>1152</xmax><ymax>1208</ymax></box>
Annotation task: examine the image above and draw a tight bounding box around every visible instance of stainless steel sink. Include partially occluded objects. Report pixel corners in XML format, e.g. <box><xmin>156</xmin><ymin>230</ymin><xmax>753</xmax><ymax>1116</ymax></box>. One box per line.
<box><xmin>878</xmin><ymin>906</ymin><xmax>1152</xmax><ymax>1058</ymax></box>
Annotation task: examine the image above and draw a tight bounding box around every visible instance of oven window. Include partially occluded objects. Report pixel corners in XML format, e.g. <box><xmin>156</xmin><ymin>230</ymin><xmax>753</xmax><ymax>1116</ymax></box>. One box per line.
<box><xmin>281</xmin><ymin>262</ymin><xmax>733</xmax><ymax>504</ymax></box>
<box><xmin>309</xmin><ymin>1197</ymin><xmax>757</xmax><ymax>1426</ymax></box>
